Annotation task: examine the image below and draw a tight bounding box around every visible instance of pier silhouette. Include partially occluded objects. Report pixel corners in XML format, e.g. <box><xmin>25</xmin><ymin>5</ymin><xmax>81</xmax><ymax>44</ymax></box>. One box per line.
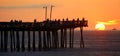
<box><xmin>0</xmin><ymin>18</ymin><xmax>88</xmax><ymax>52</ymax></box>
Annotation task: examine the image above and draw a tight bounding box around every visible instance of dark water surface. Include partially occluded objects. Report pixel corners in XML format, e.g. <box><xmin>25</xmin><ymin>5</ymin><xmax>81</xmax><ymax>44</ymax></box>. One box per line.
<box><xmin>0</xmin><ymin>30</ymin><xmax>120</xmax><ymax>56</ymax></box>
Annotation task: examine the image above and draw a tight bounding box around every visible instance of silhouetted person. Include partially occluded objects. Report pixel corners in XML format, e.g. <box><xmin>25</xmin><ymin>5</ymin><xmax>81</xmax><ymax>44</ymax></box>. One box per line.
<box><xmin>77</xmin><ymin>18</ymin><xmax>80</xmax><ymax>25</ymax></box>
<box><xmin>15</xmin><ymin>20</ymin><xmax>18</xmax><ymax>23</ymax></box>
<box><xmin>19</xmin><ymin>20</ymin><xmax>22</xmax><ymax>23</ymax></box>
<box><xmin>10</xmin><ymin>20</ymin><xmax>13</xmax><ymax>23</ymax></box>
<box><xmin>66</xmin><ymin>18</ymin><xmax>68</xmax><ymax>21</ymax></box>
<box><xmin>46</xmin><ymin>19</ymin><xmax>49</xmax><ymax>22</ymax></box>
<box><xmin>34</xmin><ymin>19</ymin><xmax>37</xmax><ymax>23</ymax></box>
<box><xmin>62</xmin><ymin>19</ymin><xmax>65</xmax><ymax>23</ymax></box>
<box><xmin>58</xmin><ymin>19</ymin><xmax>60</xmax><ymax>22</ymax></box>
<box><xmin>72</xmin><ymin>19</ymin><xmax>75</xmax><ymax>27</ymax></box>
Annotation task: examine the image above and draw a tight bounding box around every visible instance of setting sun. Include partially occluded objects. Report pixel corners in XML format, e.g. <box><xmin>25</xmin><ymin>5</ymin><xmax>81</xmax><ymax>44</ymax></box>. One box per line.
<box><xmin>95</xmin><ymin>23</ymin><xmax>105</xmax><ymax>30</ymax></box>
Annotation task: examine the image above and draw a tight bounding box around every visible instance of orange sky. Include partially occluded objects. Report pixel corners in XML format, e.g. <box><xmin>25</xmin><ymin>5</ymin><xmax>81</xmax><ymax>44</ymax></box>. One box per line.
<box><xmin>0</xmin><ymin>0</ymin><xmax>120</xmax><ymax>30</ymax></box>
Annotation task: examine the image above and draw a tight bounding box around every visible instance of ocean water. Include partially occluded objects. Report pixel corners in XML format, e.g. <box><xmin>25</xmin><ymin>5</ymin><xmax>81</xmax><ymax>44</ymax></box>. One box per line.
<box><xmin>0</xmin><ymin>30</ymin><xmax>120</xmax><ymax>56</ymax></box>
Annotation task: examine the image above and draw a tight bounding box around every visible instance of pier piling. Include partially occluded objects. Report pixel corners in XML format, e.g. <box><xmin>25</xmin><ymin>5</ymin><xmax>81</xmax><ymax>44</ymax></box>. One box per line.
<box><xmin>10</xmin><ymin>31</ymin><xmax>13</xmax><ymax>52</ymax></box>
<box><xmin>32</xmin><ymin>31</ymin><xmax>36</xmax><ymax>51</ymax></box>
<box><xmin>0</xmin><ymin>31</ymin><xmax>3</xmax><ymax>51</ymax></box>
<box><xmin>16</xmin><ymin>31</ymin><xmax>20</xmax><ymax>52</ymax></box>
<box><xmin>69</xmin><ymin>28</ymin><xmax>72</xmax><ymax>48</ymax></box>
<box><xmin>71</xmin><ymin>28</ymin><xmax>74</xmax><ymax>48</ymax></box>
<box><xmin>28</xmin><ymin>31</ymin><xmax>31</xmax><ymax>51</ymax></box>
<box><xmin>43</xmin><ymin>31</ymin><xmax>47</xmax><ymax>50</ymax></box>
<box><xmin>64</xmin><ymin>29</ymin><xmax>67</xmax><ymax>48</ymax></box>
<box><xmin>61</xmin><ymin>29</ymin><xmax>64</xmax><ymax>48</ymax></box>
<box><xmin>38</xmin><ymin>31</ymin><xmax>41</xmax><ymax>51</ymax></box>
<box><xmin>21</xmin><ymin>31</ymin><xmax>25</xmax><ymax>51</ymax></box>
<box><xmin>4</xmin><ymin>31</ymin><xmax>8</xmax><ymax>52</ymax></box>
<box><xmin>80</xmin><ymin>27</ymin><xmax>84</xmax><ymax>48</ymax></box>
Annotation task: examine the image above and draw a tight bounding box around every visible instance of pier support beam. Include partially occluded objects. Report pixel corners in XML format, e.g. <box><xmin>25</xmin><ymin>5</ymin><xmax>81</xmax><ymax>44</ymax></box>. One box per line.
<box><xmin>4</xmin><ymin>31</ymin><xmax>8</xmax><ymax>52</ymax></box>
<box><xmin>71</xmin><ymin>28</ymin><xmax>74</xmax><ymax>48</ymax></box>
<box><xmin>10</xmin><ymin>31</ymin><xmax>13</xmax><ymax>52</ymax></box>
<box><xmin>32</xmin><ymin>31</ymin><xmax>36</xmax><ymax>51</ymax></box>
<box><xmin>0</xmin><ymin>31</ymin><xmax>3</xmax><ymax>52</ymax></box>
<box><xmin>28</xmin><ymin>31</ymin><xmax>31</xmax><ymax>51</ymax></box>
<box><xmin>80</xmin><ymin>27</ymin><xmax>84</xmax><ymax>48</ymax></box>
<box><xmin>52</xmin><ymin>30</ymin><xmax>59</xmax><ymax>48</ymax></box>
<box><xmin>13</xmin><ymin>31</ymin><xmax>16</xmax><ymax>51</ymax></box>
<box><xmin>55</xmin><ymin>30</ymin><xmax>59</xmax><ymax>48</ymax></box>
<box><xmin>64</xmin><ymin>29</ymin><xmax>67</xmax><ymax>48</ymax></box>
<box><xmin>46</xmin><ymin>31</ymin><xmax>50</xmax><ymax>48</ymax></box>
<box><xmin>49</xmin><ymin>31</ymin><xmax>52</xmax><ymax>48</ymax></box>
<box><xmin>52</xmin><ymin>30</ymin><xmax>55</xmax><ymax>48</ymax></box>
<box><xmin>21</xmin><ymin>31</ymin><xmax>25</xmax><ymax>51</ymax></box>
<box><xmin>16</xmin><ymin>31</ymin><xmax>20</xmax><ymax>52</ymax></box>
<box><xmin>69</xmin><ymin>28</ymin><xmax>74</xmax><ymax>48</ymax></box>
<box><xmin>60</xmin><ymin>29</ymin><xmax>64</xmax><ymax>48</ymax></box>
<box><xmin>69</xmin><ymin>28</ymin><xmax>72</xmax><ymax>48</ymax></box>
<box><xmin>38</xmin><ymin>31</ymin><xmax>42</xmax><ymax>51</ymax></box>
<box><xmin>43</xmin><ymin>31</ymin><xmax>47</xmax><ymax>50</ymax></box>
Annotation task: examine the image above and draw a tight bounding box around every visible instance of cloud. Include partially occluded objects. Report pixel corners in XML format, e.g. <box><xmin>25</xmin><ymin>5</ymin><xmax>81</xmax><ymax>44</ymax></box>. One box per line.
<box><xmin>0</xmin><ymin>4</ymin><xmax>50</xmax><ymax>9</ymax></box>
<box><xmin>97</xmin><ymin>20</ymin><xmax>118</xmax><ymax>25</ymax></box>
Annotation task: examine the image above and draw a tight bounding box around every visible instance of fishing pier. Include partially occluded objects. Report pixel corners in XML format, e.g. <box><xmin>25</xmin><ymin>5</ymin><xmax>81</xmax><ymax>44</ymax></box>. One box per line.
<box><xmin>0</xmin><ymin>18</ymin><xmax>88</xmax><ymax>52</ymax></box>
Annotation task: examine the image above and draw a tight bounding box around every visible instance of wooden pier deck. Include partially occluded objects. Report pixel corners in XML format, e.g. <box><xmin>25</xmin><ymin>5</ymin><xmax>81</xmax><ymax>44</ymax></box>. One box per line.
<box><xmin>0</xmin><ymin>18</ymin><xmax>88</xmax><ymax>52</ymax></box>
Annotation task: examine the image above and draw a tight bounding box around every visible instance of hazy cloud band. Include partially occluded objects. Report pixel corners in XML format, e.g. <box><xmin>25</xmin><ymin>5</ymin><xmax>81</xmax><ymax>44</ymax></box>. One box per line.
<box><xmin>0</xmin><ymin>4</ymin><xmax>51</xmax><ymax>9</ymax></box>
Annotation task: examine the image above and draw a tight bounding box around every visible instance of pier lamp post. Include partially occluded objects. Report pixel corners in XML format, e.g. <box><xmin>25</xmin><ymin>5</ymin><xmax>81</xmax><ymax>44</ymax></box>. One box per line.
<box><xmin>50</xmin><ymin>5</ymin><xmax>55</xmax><ymax>20</ymax></box>
<box><xmin>43</xmin><ymin>6</ymin><xmax>47</xmax><ymax>20</ymax></box>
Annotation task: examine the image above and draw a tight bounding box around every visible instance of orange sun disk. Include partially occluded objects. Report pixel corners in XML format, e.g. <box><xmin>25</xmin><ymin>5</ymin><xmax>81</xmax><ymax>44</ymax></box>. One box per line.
<box><xmin>95</xmin><ymin>23</ymin><xmax>105</xmax><ymax>30</ymax></box>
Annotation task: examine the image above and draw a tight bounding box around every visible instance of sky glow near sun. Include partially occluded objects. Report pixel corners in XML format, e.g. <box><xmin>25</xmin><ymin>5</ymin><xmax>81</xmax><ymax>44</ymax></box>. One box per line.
<box><xmin>97</xmin><ymin>20</ymin><xmax>118</xmax><ymax>25</ymax></box>
<box><xmin>95</xmin><ymin>20</ymin><xmax>118</xmax><ymax>30</ymax></box>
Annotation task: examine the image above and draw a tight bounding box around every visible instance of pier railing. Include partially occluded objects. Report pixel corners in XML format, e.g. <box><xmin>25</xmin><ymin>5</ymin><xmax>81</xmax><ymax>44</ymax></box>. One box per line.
<box><xmin>0</xmin><ymin>18</ymin><xmax>88</xmax><ymax>52</ymax></box>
